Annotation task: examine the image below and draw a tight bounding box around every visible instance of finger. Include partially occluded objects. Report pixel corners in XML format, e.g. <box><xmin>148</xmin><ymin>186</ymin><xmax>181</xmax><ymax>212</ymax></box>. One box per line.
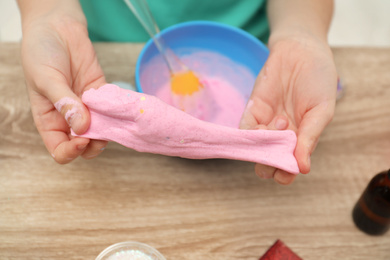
<box><xmin>274</xmin><ymin>169</ymin><xmax>297</xmax><ymax>185</ymax></box>
<box><xmin>81</xmin><ymin>140</ymin><xmax>108</xmax><ymax>159</ymax></box>
<box><xmin>31</xmin><ymin>72</ymin><xmax>95</xmax><ymax>162</ymax></box>
<box><xmin>255</xmin><ymin>164</ymin><xmax>277</xmax><ymax>179</ymax></box>
<box><xmin>239</xmin><ymin>66</ymin><xmax>276</xmax><ymax>130</ymax></box>
<box><xmin>51</xmin><ymin>137</ymin><xmax>90</xmax><ymax>164</ymax></box>
<box><xmin>295</xmin><ymin>101</ymin><xmax>335</xmax><ymax>174</ymax></box>
<box><xmin>37</xmin><ymin>80</ymin><xmax>91</xmax><ymax>158</ymax></box>
<box><xmin>254</xmin><ymin>114</ymin><xmax>293</xmax><ymax>179</ymax></box>
<box><xmin>46</xmin><ymin>82</ymin><xmax>91</xmax><ymax>135</ymax></box>
<box><xmin>270</xmin><ymin>115</ymin><xmax>290</xmax><ymax>130</ymax></box>
<box><xmin>28</xmin><ymin>91</ymin><xmax>86</xmax><ymax>164</ymax></box>
<box><xmin>239</xmin><ymin>97</ymin><xmax>275</xmax><ymax>129</ymax></box>
<box><xmin>239</xmin><ymin>99</ymin><xmax>257</xmax><ymax>130</ymax></box>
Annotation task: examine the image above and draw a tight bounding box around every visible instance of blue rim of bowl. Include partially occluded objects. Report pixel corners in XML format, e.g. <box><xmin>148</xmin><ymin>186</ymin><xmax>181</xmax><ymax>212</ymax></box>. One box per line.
<box><xmin>135</xmin><ymin>20</ymin><xmax>268</xmax><ymax>93</ymax></box>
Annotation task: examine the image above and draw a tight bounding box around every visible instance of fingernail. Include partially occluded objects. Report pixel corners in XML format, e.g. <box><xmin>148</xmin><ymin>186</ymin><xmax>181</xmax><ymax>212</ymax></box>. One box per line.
<box><xmin>77</xmin><ymin>144</ymin><xmax>88</xmax><ymax>150</ymax></box>
<box><xmin>68</xmin><ymin>112</ymin><xmax>83</xmax><ymax>132</ymax></box>
<box><xmin>257</xmin><ymin>171</ymin><xmax>273</xmax><ymax>179</ymax></box>
<box><xmin>239</xmin><ymin>100</ymin><xmax>254</xmax><ymax>129</ymax></box>
<box><xmin>256</xmin><ymin>171</ymin><xmax>264</xmax><ymax>178</ymax></box>
<box><xmin>275</xmin><ymin>118</ymin><xmax>288</xmax><ymax>130</ymax></box>
<box><xmin>243</xmin><ymin>100</ymin><xmax>254</xmax><ymax>115</ymax></box>
<box><xmin>54</xmin><ymin>97</ymin><xmax>84</xmax><ymax>132</ymax></box>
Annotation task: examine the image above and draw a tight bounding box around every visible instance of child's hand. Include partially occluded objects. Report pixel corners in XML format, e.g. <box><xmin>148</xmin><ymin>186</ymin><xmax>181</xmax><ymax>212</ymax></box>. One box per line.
<box><xmin>240</xmin><ymin>34</ymin><xmax>337</xmax><ymax>184</ymax></box>
<box><xmin>20</xmin><ymin>8</ymin><xmax>107</xmax><ymax>163</ymax></box>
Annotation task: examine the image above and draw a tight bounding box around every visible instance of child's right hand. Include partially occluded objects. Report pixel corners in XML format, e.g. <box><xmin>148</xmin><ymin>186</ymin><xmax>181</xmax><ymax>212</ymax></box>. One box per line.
<box><xmin>18</xmin><ymin>0</ymin><xmax>107</xmax><ymax>163</ymax></box>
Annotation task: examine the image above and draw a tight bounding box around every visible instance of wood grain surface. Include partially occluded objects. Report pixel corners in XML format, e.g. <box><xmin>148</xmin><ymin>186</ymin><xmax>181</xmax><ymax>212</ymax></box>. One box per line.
<box><xmin>1</xmin><ymin>43</ymin><xmax>390</xmax><ymax>259</ymax></box>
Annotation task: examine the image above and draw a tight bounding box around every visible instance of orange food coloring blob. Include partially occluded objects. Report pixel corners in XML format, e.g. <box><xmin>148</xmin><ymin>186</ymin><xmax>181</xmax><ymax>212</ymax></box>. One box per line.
<box><xmin>170</xmin><ymin>71</ymin><xmax>202</xmax><ymax>95</ymax></box>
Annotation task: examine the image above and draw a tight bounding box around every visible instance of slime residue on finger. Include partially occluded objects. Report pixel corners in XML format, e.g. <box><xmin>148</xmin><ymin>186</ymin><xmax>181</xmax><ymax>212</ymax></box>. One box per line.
<box><xmin>140</xmin><ymin>50</ymin><xmax>256</xmax><ymax>128</ymax></box>
<box><xmin>54</xmin><ymin>97</ymin><xmax>82</xmax><ymax>126</ymax></box>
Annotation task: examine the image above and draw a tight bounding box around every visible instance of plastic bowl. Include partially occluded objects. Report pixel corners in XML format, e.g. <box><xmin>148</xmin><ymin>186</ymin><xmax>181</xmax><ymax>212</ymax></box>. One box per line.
<box><xmin>95</xmin><ymin>241</ymin><xmax>166</xmax><ymax>260</ymax></box>
<box><xmin>135</xmin><ymin>21</ymin><xmax>269</xmax><ymax>94</ymax></box>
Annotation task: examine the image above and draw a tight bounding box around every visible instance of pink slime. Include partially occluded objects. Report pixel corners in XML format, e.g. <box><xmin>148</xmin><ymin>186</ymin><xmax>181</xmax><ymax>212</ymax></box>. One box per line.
<box><xmin>140</xmin><ymin>50</ymin><xmax>255</xmax><ymax>128</ymax></box>
<box><xmin>76</xmin><ymin>84</ymin><xmax>299</xmax><ymax>174</ymax></box>
<box><xmin>156</xmin><ymin>76</ymin><xmax>246</xmax><ymax>128</ymax></box>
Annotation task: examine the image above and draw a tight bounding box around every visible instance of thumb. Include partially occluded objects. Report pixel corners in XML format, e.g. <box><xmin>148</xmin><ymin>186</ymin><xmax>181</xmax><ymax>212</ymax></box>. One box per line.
<box><xmin>295</xmin><ymin>101</ymin><xmax>335</xmax><ymax>174</ymax></box>
<box><xmin>239</xmin><ymin>99</ymin><xmax>257</xmax><ymax>129</ymax></box>
<box><xmin>47</xmin><ymin>82</ymin><xmax>90</xmax><ymax>135</ymax></box>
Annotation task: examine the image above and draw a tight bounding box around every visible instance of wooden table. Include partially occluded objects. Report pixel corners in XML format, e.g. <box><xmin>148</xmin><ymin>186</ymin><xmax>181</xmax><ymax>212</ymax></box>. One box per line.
<box><xmin>1</xmin><ymin>42</ymin><xmax>389</xmax><ymax>260</ymax></box>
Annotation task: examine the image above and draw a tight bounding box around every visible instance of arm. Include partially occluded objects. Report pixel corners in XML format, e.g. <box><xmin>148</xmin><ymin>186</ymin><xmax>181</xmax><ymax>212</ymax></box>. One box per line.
<box><xmin>17</xmin><ymin>0</ymin><xmax>85</xmax><ymax>25</ymax></box>
<box><xmin>267</xmin><ymin>0</ymin><xmax>334</xmax><ymax>45</ymax></box>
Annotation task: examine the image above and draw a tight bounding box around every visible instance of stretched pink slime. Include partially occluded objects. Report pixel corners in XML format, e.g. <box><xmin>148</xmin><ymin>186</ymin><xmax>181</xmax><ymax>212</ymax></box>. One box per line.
<box><xmin>75</xmin><ymin>84</ymin><xmax>299</xmax><ymax>174</ymax></box>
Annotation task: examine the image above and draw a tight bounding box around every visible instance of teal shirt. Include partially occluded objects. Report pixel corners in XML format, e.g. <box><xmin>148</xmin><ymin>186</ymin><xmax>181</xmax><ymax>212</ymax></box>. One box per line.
<box><xmin>80</xmin><ymin>0</ymin><xmax>269</xmax><ymax>43</ymax></box>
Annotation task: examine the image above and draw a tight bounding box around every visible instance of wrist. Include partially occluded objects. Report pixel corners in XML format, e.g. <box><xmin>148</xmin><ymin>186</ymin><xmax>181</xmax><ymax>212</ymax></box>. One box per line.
<box><xmin>268</xmin><ymin>29</ymin><xmax>330</xmax><ymax>52</ymax></box>
<box><xmin>17</xmin><ymin>0</ymin><xmax>86</xmax><ymax>30</ymax></box>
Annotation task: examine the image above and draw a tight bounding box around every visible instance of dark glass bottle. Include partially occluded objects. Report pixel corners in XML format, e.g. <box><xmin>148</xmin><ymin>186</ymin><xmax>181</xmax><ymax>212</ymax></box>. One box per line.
<box><xmin>352</xmin><ymin>169</ymin><xmax>390</xmax><ymax>235</ymax></box>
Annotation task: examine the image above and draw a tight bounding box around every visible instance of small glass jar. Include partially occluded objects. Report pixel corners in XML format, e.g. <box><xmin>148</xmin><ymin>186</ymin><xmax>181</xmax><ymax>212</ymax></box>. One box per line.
<box><xmin>96</xmin><ymin>241</ymin><xmax>166</xmax><ymax>260</ymax></box>
<box><xmin>352</xmin><ymin>169</ymin><xmax>390</xmax><ymax>235</ymax></box>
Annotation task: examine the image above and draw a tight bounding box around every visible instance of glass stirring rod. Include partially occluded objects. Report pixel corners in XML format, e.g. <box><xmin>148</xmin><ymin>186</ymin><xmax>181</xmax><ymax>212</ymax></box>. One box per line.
<box><xmin>123</xmin><ymin>0</ymin><xmax>205</xmax><ymax>111</ymax></box>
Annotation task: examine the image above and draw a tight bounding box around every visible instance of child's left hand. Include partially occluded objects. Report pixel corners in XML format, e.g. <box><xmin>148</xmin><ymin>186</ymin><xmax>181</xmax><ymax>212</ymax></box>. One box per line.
<box><xmin>240</xmin><ymin>33</ymin><xmax>337</xmax><ymax>185</ymax></box>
